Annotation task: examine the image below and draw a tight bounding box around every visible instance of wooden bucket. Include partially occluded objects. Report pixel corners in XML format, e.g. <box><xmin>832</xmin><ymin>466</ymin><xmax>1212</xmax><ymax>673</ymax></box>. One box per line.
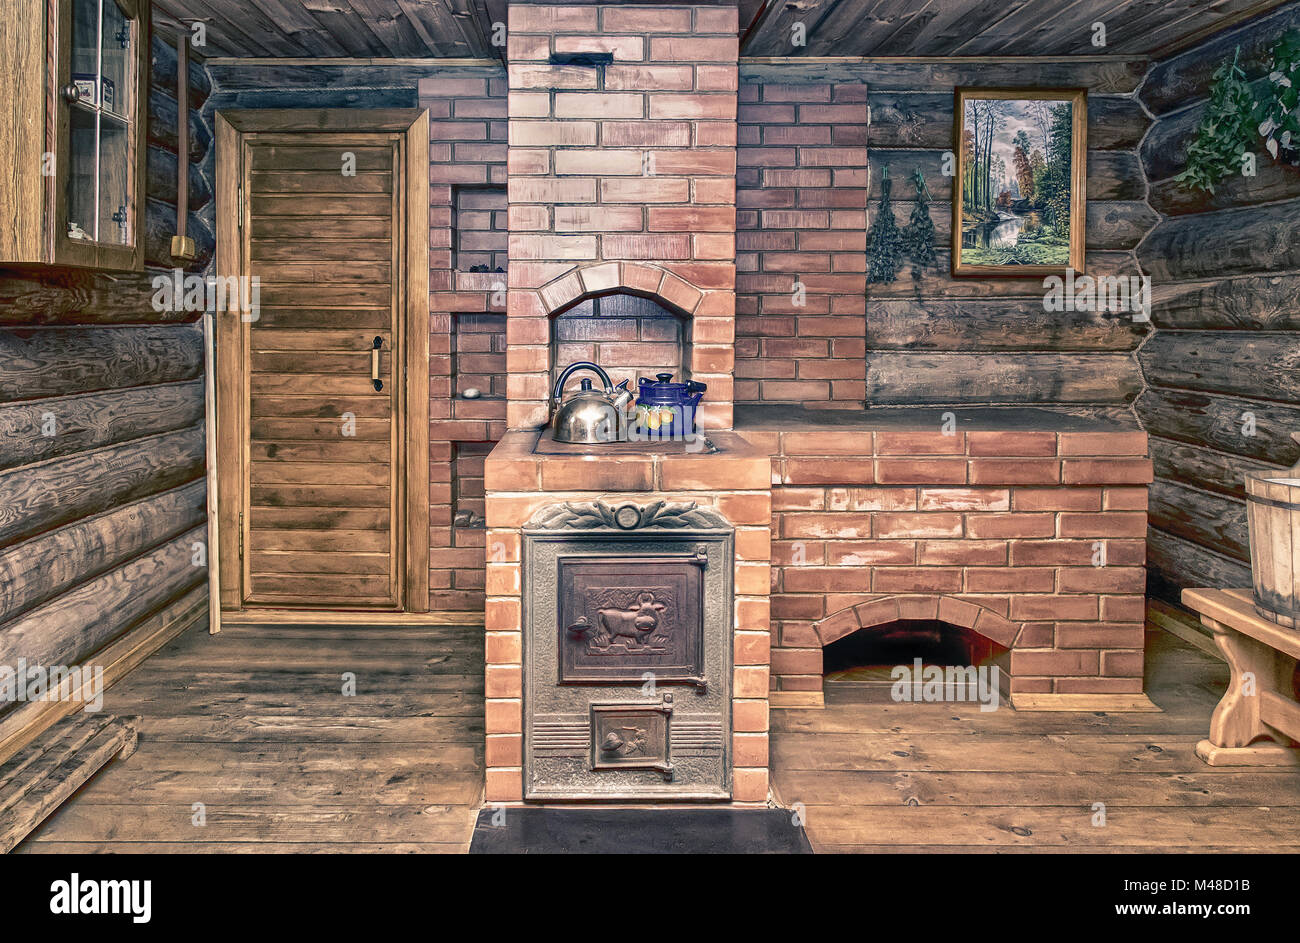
<box><xmin>1246</xmin><ymin>440</ymin><xmax>1300</xmax><ymax>629</ymax></box>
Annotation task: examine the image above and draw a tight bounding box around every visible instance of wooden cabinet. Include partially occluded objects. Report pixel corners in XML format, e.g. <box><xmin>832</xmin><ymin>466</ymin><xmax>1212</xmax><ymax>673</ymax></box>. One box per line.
<box><xmin>0</xmin><ymin>0</ymin><xmax>148</xmax><ymax>271</ymax></box>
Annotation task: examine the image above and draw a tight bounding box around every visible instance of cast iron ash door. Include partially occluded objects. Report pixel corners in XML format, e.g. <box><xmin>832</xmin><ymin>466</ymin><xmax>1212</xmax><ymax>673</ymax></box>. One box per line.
<box><xmin>524</xmin><ymin>501</ymin><xmax>733</xmax><ymax>801</ymax></box>
<box><xmin>559</xmin><ymin>554</ymin><xmax>706</xmax><ymax>686</ymax></box>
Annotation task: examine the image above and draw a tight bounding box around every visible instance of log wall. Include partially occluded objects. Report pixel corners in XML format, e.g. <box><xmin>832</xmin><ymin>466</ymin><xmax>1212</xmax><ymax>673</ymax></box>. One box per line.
<box><xmin>735</xmin><ymin>60</ymin><xmax>1158</xmax><ymax>413</ymax></box>
<box><xmin>1136</xmin><ymin>2</ymin><xmax>1300</xmax><ymax>602</ymax></box>
<box><xmin>0</xmin><ymin>36</ymin><xmax>212</xmax><ymax>710</ymax></box>
<box><xmin>858</xmin><ymin>59</ymin><xmax>1156</xmax><ymax>414</ymax></box>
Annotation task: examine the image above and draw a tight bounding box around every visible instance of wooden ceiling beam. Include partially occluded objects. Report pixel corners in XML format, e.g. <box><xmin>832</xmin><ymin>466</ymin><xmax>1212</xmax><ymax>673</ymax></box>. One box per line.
<box><xmin>1148</xmin><ymin>0</ymin><xmax>1295</xmax><ymax>59</ymax></box>
<box><xmin>156</xmin><ymin>0</ymin><xmax>1299</xmax><ymax>60</ymax></box>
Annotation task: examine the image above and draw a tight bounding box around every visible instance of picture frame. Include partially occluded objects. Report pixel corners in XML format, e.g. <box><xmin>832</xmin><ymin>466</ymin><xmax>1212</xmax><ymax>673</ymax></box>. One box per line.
<box><xmin>952</xmin><ymin>88</ymin><xmax>1087</xmax><ymax>277</ymax></box>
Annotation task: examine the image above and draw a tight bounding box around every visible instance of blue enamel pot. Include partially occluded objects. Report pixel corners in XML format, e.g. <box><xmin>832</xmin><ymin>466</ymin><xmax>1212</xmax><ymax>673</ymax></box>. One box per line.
<box><xmin>634</xmin><ymin>373</ymin><xmax>707</xmax><ymax>439</ymax></box>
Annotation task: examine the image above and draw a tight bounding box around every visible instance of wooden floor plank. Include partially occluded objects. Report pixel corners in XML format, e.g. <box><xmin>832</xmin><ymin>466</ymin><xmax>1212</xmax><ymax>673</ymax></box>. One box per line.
<box><xmin>775</xmin><ymin>769</ymin><xmax>1300</xmax><ymax>807</ymax></box>
<box><xmin>28</xmin><ymin>803</ymin><xmax>474</xmax><ymax>844</ymax></box>
<box><xmin>18</xmin><ymin>841</ymin><xmax>463</xmax><ymax>854</ymax></box>
<box><xmin>772</xmin><ymin>628</ymin><xmax>1300</xmax><ymax>852</ymax></box>
<box><xmin>20</xmin><ymin>607</ymin><xmax>1300</xmax><ymax>854</ymax></box>
<box><xmin>16</xmin><ymin>621</ymin><xmax>484</xmax><ymax>853</ymax></box>
<box><xmin>796</xmin><ymin>804</ymin><xmax>1300</xmax><ymax>847</ymax></box>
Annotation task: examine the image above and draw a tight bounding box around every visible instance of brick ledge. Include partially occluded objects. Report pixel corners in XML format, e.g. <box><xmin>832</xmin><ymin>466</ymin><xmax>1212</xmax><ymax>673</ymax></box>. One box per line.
<box><xmin>1010</xmin><ymin>692</ymin><xmax>1161</xmax><ymax>712</ymax></box>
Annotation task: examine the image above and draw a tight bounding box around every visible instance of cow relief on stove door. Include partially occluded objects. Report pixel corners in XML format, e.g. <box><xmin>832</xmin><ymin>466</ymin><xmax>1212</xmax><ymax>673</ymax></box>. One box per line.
<box><xmin>559</xmin><ymin>554</ymin><xmax>707</xmax><ymax>687</ymax></box>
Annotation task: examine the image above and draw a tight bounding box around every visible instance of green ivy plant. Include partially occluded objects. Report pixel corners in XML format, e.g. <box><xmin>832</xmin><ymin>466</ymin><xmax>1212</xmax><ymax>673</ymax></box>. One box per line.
<box><xmin>1257</xmin><ymin>29</ymin><xmax>1300</xmax><ymax>166</ymax></box>
<box><xmin>1175</xmin><ymin>46</ymin><xmax>1258</xmax><ymax>193</ymax></box>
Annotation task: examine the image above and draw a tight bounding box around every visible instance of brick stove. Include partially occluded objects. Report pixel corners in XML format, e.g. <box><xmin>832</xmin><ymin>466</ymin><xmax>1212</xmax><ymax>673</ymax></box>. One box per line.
<box><xmin>483</xmin><ymin>1</ymin><xmax>759</xmax><ymax>804</ymax></box>
<box><xmin>481</xmin><ymin>0</ymin><xmax>1153</xmax><ymax>806</ymax></box>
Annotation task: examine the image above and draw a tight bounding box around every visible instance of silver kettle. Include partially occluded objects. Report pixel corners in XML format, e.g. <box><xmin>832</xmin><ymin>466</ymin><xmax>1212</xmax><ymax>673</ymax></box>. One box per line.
<box><xmin>550</xmin><ymin>361</ymin><xmax>633</xmax><ymax>444</ymax></box>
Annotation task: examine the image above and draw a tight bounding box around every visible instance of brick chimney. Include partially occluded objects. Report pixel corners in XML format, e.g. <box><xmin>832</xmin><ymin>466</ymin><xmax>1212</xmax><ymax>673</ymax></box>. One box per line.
<box><xmin>504</xmin><ymin>2</ymin><xmax>739</xmax><ymax>430</ymax></box>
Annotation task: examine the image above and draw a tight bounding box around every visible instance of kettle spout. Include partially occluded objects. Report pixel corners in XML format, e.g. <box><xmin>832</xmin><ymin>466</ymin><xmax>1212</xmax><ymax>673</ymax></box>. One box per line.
<box><xmin>611</xmin><ymin>378</ymin><xmax>633</xmax><ymax>412</ymax></box>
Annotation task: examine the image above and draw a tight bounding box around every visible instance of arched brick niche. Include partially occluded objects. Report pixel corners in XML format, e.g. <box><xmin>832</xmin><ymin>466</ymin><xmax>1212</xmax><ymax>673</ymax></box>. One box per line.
<box><xmin>505</xmin><ymin>261</ymin><xmax>734</xmax><ymax>431</ymax></box>
<box><xmin>817</xmin><ymin>594</ymin><xmax>1021</xmax><ymax>648</ymax></box>
<box><xmin>775</xmin><ymin>594</ymin><xmax>1020</xmax><ymax>703</ymax></box>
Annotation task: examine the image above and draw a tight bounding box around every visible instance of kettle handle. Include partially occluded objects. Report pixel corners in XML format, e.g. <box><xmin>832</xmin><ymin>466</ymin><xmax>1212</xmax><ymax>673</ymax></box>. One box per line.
<box><xmin>552</xmin><ymin>361</ymin><xmax>613</xmax><ymax>402</ymax></box>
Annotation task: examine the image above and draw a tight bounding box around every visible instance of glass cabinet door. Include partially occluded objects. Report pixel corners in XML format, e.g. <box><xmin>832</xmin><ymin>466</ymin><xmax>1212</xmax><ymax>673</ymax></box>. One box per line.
<box><xmin>59</xmin><ymin>0</ymin><xmax>142</xmax><ymax>266</ymax></box>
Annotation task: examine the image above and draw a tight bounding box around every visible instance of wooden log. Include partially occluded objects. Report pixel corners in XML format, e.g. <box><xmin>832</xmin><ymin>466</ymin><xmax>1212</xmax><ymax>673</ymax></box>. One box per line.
<box><xmin>0</xmin><ymin>480</ymin><xmax>206</xmax><ymax>621</ymax></box>
<box><xmin>0</xmin><ymin>714</ymin><xmax>138</xmax><ymax>854</ymax></box>
<box><xmin>145</xmin><ymin>146</ymin><xmax>213</xmax><ymax>211</ymax></box>
<box><xmin>1140</xmin><ymin>94</ymin><xmax>1300</xmax><ymax>210</ymax></box>
<box><xmin>0</xmin><ymin>526</ymin><xmax>206</xmax><ymax>674</ymax></box>
<box><xmin>1149</xmin><ymin>435</ymin><xmax>1283</xmax><ymax>500</ymax></box>
<box><xmin>1149</xmin><ymin>163</ymin><xmax>1300</xmax><ymax>216</ymax></box>
<box><xmin>866</xmin><ymin>297</ymin><xmax>1147</xmax><ymax>351</ymax></box>
<box><xmin>1087</xmin><ymin>96</ymin><xmax>1153</xmax><ymax>151</ymax></box>
<box><xmin>0</xmin><ymin>380</ymin><xmax>204</xmax><ymax>471</ymax></box>
<box><xmin>864</xmin><ymin>94</ymin><xmax>1148</xmax><ymax>151</ymax></box>
<box><xmin>739</xmin><ymin>59</ymin><xmax>1148</xmax><ymax>93</ymax></box>
<box><xmin>1140</xmin><ymin>2</ymin><xmax>1300</xmax><ymax>115</ymax></box>
<box><xmin>865</xmin><ymin>92</ymin><xmax>951</xmax><ymax>149</ymax></box>
<box><xmin>0</xmin><ymin>426</ymin><xmax>205</xmax><ymax>549</ymax></box>
<box><xmin>205</xmin><ymin>61</ymin><xmax>502</xmax><ymax>92</ymax></box>
<box><xmin>0</xmin><ymin>585</ymin><xmax>205</xmax><ymax>765</ymax></box>
<box><xmin>145</xmin><ymin>199</ymin><xmax>215</xmax><ymax>269</ymax></box>
<box><xmin>150</xmin><ymin>36</ymin><xmax>212</xmax><ymax>107</ymax></box>
<box><xmin>0</xmin><ymin>267</ymin><xmax>190</xmax><ymax>325</ymax></box>
<box><xmin>1137</xmin><ymin>200</ymin><xmax>1300</xmax><ymax>281</ymax></box>
<box><xmin>873</xmin><ymin>204</ymin><xmax>1152</xmax><ymax>255</ymax></box>
<box><xmin>0</xmin><ymin>325</ymin><xmax>203</xmax><ymax>403</ymax></box>
<box><xmin>1085</xmin><ymin>201</ymin><xmax>1159</xmax><ymax>250</ymax></box>
<box><xmin>146</xmin><ymin>90</ymin><xmax>211</xmax><ymax>164</ymax></box>
<box><xmin>865</xmin><ymin>351</ymin><xmax>1143</xmax><ymax>405</ymax></box>
<box><xmin>1153</xmin><ymin>274</ymin><xmax>1300</xmax><ymax>330</ymax></box>
<box><xmin>1136</xmin><ymin>386</ymin><xmax>1300</xmax><ymax>467</ymax></box>
<box><xmin>1147</xmin><ymin>527</ymin><xmax>1252</xmax><ymax>601</ymax></box>
<box><xmin>1139</xmin><ymin>331</ymin><xmax>1300</xmax><ymax>402</ymax></box>
<box><xmin>870</xmin><ymin>200</ymin><xmax>950</xmax><ymax>241</ymax></box>
<box><xmin>1149</xmin><ymin>477</ymin><xmax>1250</xmax><ymax>562</ymax></box>
<box><xmin>208</xmin><ymin>87</ymin><xmax>417</xmax><ymax>110</ymax></box>
<box><xmin>868</xmin><ymin>149</ymin><xmax>949</xmax><ymax>201</ymax></box>
<box><xmin>866</xmin><ymin>250</ymin><xmax>1139</xmax><ymax>298</ymax></box>
<box><xmin>1139</xmin><ymin>99</ymin><xmax>1201</xmax><ymax>182</ymax></box>
<box><xmin>881</xmin><ymin>198</ymin><xmax>1153</xmax><ymax>248</ymax></box>
<box><xmin>1087</xmin><ymin>152</ymin><xmax>1147</xmax><ymax>201</ymax></box>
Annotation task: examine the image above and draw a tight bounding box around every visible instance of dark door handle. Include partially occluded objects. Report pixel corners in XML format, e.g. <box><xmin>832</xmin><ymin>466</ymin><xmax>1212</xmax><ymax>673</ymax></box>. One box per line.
<box><xmin>370</xmin><ymin>336</ymin><xmax>383</xmax><ymax>392</ymax></box>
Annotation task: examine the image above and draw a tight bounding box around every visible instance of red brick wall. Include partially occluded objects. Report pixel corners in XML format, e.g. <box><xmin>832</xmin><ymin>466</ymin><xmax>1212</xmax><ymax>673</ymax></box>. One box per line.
<box><xmin>505</xmin><ymin>3</ymin><xmax>739</xmax><ymax>431</ymax></box>
<box><xmin>421</xmin><ymin>70</ymin><xmax>509</xmax><ymax>611</ymax></box>
<box><xmin>552</xmin><ymin>294</ymin><xmax>685</xmax><ymax>392</ymax></box>
<box><xmin>738</xmin><ymin>427</ymin><xmax>1153</xmax><ymax>698</ymax></box>
<box><xmin>454</xmin><ymin>187</ymin><xmax>509</xmax><ymax>271</ymax></box>
<box><xmin>736</xmin><ymin>80</ymin><xmax>868</xmax><ymax>408</ymax></box>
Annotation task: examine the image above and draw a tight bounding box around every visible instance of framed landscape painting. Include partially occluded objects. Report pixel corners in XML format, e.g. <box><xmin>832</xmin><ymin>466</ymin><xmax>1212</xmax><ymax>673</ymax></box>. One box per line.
<box><xmin>952</xmin><ymin>88</ymin><xmax>1087</xmax><ymax>277</ymax></box>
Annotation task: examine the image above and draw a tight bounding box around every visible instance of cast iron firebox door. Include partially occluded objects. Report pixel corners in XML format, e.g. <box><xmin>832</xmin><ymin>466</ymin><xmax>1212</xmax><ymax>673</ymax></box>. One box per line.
<box><xmin>523</xmin><ymin>501</ymin><xmax>734</xmax><ymax>801</ymax></box>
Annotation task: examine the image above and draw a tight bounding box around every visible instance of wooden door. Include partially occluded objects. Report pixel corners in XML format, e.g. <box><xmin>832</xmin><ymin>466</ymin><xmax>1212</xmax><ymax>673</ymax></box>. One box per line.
<box><xmin>215</xmin><ymin>111</ymin><xmax>429</xmax><ymax>615</ymax></box>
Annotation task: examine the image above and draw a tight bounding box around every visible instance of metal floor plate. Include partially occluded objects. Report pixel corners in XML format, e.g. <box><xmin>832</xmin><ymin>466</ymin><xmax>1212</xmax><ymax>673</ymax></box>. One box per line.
<box><xmin>468</xmin><ymin>808</ymin><xmax>814</xmax><ymax>854</ymax></box>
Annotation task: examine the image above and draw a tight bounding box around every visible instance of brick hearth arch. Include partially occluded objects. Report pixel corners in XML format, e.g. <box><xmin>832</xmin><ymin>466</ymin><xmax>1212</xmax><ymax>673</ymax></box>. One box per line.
<box><xmin>814</xmin><ymin>594</ymin><xmax>1022</xmax><ymax>653</ymax></box>
<box><xmin>507</xmin><ymin>261</ymin><xmax>735</xmax><ymax>430</ymax></box>
<box><xmin>537</xmin><ymin>261</ymin><xmax>708</xmax><ymax>319</ymax></box>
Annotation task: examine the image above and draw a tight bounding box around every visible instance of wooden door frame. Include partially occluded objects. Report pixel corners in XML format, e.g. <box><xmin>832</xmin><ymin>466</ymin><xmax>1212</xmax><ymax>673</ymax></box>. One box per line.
<box><xmin>213</xmin><ymin>108</ymin><xmax>429</xmax><ymax>616</ymax></box>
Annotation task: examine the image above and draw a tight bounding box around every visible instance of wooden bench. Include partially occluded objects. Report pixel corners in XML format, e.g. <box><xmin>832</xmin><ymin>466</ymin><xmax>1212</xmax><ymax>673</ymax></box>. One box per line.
<box><xmin>0</xmin><ymin>712</ymin><xmax>138</xmax><ymax>852</ymax></box>
<box><xmin>1183</xmin><ymin>588</ymin><xmax>1300</xmax><ymax>767</ymax></box>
